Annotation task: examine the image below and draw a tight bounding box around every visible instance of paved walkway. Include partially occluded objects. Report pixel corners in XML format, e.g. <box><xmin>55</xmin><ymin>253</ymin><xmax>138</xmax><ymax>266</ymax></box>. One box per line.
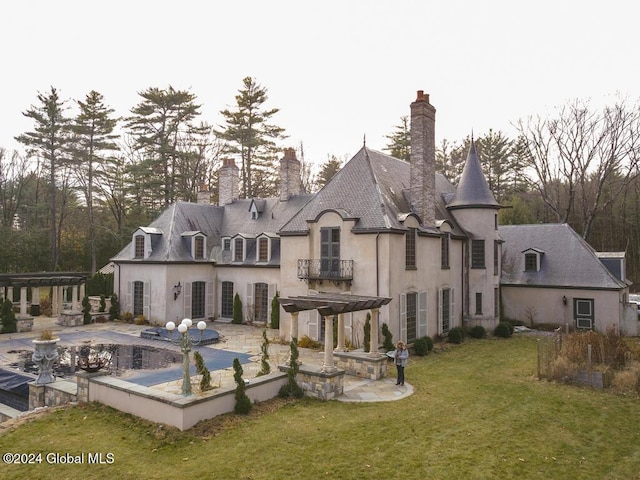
<box><xmin>0</xmin><ymin>316</ymin><xmax>413</xmax><ymax>402</ymax></box>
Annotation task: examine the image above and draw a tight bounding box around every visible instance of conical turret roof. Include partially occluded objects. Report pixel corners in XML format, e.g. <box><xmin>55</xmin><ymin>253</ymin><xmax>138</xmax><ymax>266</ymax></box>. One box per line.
<box><xmin>447</xmin><ymin>140</ymin><xmax>500</xmax><ymax>210</ymax></box>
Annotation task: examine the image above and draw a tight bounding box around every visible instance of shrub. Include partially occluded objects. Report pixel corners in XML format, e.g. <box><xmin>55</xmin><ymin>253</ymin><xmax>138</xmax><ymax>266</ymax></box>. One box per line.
<box><xmin>364</xmin><ymin>313</ymin><xmax>371</xmax><ymax>352</ymax></box>
<box><xmin>468</xmin><ymin>325</ymin><xmax>486</xmax><ymax>339</ymax></box>
<box><xmin>414</xmin><ymin>336</ymin><xmax>433</xmax><ymax>356</ymax></box>
<box><xmin>232</xmin><ymin>293</ymin><xmax>243</xmax><ymax>324</ymax></box>
<box><xmin>134</xmin><ymin>315</ymin><xmax>147</xmax><ymax>325</ymax></box>
<box><xmin>194</xmin><ymin>350</ymin><xmax>213</xmax><ymax>391</ymax></box>
<box><xmin>270</xmin><ymin>292</ymin><xmax>280</xmax><ymax>329</ymax></box>
<box><xmin>40</xmin><ymin>297</ymin><xmax>53</xmax><ymax>317</ymax></box>
<box><xmin>95</xmin><ymin>315</ymin><xmax>108</xmax><ymax>324</ymax></box>
<box><xmin>121</xmin><ymin>311</ymin><xmax>134</xmax><ymax>323</ymax></box>
<box><xmin>256</xmin><ymin>330</ymin><xmax>271</xmax><ymax>376</ymax></box>
<box><xmin>448</xmin><ymin>327</ymin><xmax>465</xmax><ymax>344</ymax></box>
<box><xmin>298</xmin><ymin>335</ymin><xmax>321</xmax><ymax>349</ymax></box>
<box><xmin>82</xmin><ymin>296</ymin><xmax>92</xmax><ymax>325</ymax></box>
<box><xmin>279</xmin><ymin>339</ymin><xmax>304</xmax><ymax>399</ymax></box>
<box><xmin>108</xmin><ymin>294</ymin><xmax>120</xmax><ymax>321</ymax></box>
<box><xmin>233</xmin><ymin>358</ymin><xmax>252</xmax><ymax>414</ymax></box>
<box><xmin>494</xmin><ymin>322</ymin><xmax>513</xmax><ymax>338</ymax></box>
<box><xmin>382</xmin><ymin>322</ymin><xmax>394</xmax><ymax>352</ymax></box>
<box><xmin>99</xmin><ymin>295</ymin><xmax>106</xmax><ymax>313</ymax></box>
<box><xmin>0</xmin><ymin>299</ymin><xmax>17</xmax><ymax>334</ymax></box>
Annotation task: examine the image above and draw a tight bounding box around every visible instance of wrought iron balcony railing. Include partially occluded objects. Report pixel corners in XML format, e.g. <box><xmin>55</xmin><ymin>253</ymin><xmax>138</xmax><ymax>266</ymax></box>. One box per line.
<box><xmin>297</xmin><ymin>259</ymin><xmax>354</xmax><ymax>282</ymax></box>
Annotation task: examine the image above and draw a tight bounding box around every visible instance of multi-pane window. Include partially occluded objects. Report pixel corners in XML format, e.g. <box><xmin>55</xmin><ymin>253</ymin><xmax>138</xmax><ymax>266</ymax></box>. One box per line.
<box><xmin>524</xmin><ymin>253</ymin><xmax>537</xmax><ymax>271</ymax></box>
<box><xmin>475</xmin><ymin>292</ymin><xmax>483</xmax><ymax>315</ymax></box>
<box><xmin>134</xmin><ymin>235</ymin><xmax>145</xmax><ymax>258</ymax></box>
<box><xmin>258</xmin><ymin>238</ymin><xmax>269</xmax><ymax>262</ymax></box>
<box><xmin>194</xmin><ymin>237</ymin><xmax>204</xmax><ymax>259</ymax></box>
<box><xmin>441</xmin><ymin>234</ymin><xmax>449</xmax><ymax>269</ymax></box>
<box><xmin>441</xmin><ymin>288</ymin><xmax>450</xmax><ymax>333</ymax></box>
<box><xmin>254</xmin><ymin>283</ymin><xmax>268</xmax><ymax>323</ymax></box>
<box><xmin>406</xmin><ymin>292</ymin><xmax>417</xmax><ymax>343</ymax></box>
<box><xmin>223</xmin><ymin>238</ymin><xmax>231</xmax><ymax>250</ymax></box>
<box><xmin>471</xmin><ymin>240</ymin><xmax>485</xmax><ymax>268</ymax></box>
<box><xmin>192</xmin><ymin>281</ymin><xmax>205</xmax><ymax>318</ymax></box>
<box><xmin>133</xmin><ymin>281</ymin><xmax>144</xmax><ymax>316</ymax></box>
<box><xmin>221</xmin><ymin>281</ymin><xmax>234</xmax><ymax>317</ymax></box>
<box><xmin>493</xmin><ymin>240</ymin><xmax>499</xmax><ymax>275</ymax></box>
<box><xmin>234</xmin><ymin>238</ymin><xmax>244</xmax><ymax>262</ymax></box>
<box><xmin>406</xmin><ymin>228</ymin><xmax>416</xmax><ymax>269</ymax></box>
<box><xmin>320</xmin><ymin>228</ymin><xmax>340</xmax><ymax>276</ymax></box>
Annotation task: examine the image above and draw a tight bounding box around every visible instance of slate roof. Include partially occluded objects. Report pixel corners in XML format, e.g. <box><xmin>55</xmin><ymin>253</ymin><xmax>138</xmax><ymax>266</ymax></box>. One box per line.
<box><xmin>111</xmin><ymin>195</ymin><xmax>313</xmax><ymax>264</ymax></box>
<box><xmin>447</xmin><ymin>141</ymin><xmax>500</xmax><ymax>210</ymax></box>
<box><xmin>499</xmin><ymin>223</ymin><xmax>626</xmax><ymax>290</ymax></box>
<box><xmin>279</xmin><ymin>146</ymin><xmax>464</xmax><ymax>236</ymax></box>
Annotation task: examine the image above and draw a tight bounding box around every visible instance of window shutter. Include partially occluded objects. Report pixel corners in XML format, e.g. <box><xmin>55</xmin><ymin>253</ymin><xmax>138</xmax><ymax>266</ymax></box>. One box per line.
<box><xmin>400</xmin><ymin>293</ymin><xmax>407</xmax><ymax>343</ymax></box>
<box><xmin>184</xmin><ymin>282</ymin><xmax>192</xmax><ymax>319</ymax></box>
<box><xmin>451</xmin><ymin>287</ymin><xmax>456</xmax><ymax>325</ymax></box>
<box><xmin>126</xmin><ymin>281</ymin><xmax>132</xmax><ymax>313</ymax></box>
<box><xmin>143</xmin><ymin>281</ymin><xmax>150</xmax><ymax>320</ymax></box>
<box><xmin>206</xmin><ymin>282</ymin><xmax>214</xmax><ymax>318</ymax></box>
<box><xmin>437</xmin><ymin>288</ymin><xmax>443</xmax><ymax>335</ymax></box>
<box><xmin>308</xmin><ymin>311</ymin><xmax>319</xmax><ymax>340</ymax></box>
<box><xmin>267</xmin><ymin>284</ymin><xmax>276</xmax><ymax>321</ymax></box>
<box><xmin>418</xmin><ymin>291</ymin><xmax>427</xmax><ymax>338</ymax></box>
<box><xmin>246</xmin><ymin>283</ymin><xmax>253</xmax><ymax>320</ymax></box>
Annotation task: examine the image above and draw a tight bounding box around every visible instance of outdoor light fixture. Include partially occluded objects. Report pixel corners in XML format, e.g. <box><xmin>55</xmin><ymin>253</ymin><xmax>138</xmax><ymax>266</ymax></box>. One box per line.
<box><xmin>562</xmin><ymin>295</ymin><xmax>567</xmax><ymax>305</ymax></box>
<box><xmin>165</xmin><ymin>318</ymin><xmax>207</xmax><ymax>395</ymax></box>
<box><xmin>173</xmin><ymin>281</ymin><xmax>182</xmax><ymax>300</ymax></box>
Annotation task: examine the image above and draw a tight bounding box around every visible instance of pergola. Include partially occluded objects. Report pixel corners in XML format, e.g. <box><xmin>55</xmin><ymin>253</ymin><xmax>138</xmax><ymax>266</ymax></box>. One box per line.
<box><xmin>278</xmin><ymin>294</ymin><xmax>392</xmax><ymax>372</ymax></box>
<box><xmin>0</xmin><ymin>272</ymin><xmax>89</xmax><ymax>316</ymax></box>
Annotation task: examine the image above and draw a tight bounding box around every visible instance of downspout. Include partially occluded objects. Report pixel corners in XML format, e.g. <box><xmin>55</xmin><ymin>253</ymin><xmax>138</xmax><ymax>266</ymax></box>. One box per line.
<box><xmin>376</xmin><ymin>232</ymin><xmax>380</xmax><ymax>296</ymax></box>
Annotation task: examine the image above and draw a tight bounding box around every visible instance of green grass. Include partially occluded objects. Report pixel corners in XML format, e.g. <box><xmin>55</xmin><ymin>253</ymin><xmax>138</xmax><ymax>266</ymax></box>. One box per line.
<box><xmin>2</xmin><ymin>336</ymin><xmax>640</xmax><ymax>479</ymax></box>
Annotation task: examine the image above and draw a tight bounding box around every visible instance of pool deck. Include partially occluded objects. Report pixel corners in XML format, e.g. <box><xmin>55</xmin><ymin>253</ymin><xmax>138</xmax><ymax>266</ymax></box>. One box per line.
<box><xmin>0</xmin><ymin>316</ymin><xmax>413</xmax><ymax>403</ymax></box>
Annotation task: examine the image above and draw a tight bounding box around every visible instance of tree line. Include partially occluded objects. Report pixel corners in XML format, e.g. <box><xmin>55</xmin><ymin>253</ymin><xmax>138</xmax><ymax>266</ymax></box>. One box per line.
<box><xmin>0</xmin><ymin>77</ymin><xmax>342</xmax><ymax>275</ymax></box>
<box><xmin>386</xmin><ymin>96</ymin><xmax>640</xmax><ymax>285</ymax></box>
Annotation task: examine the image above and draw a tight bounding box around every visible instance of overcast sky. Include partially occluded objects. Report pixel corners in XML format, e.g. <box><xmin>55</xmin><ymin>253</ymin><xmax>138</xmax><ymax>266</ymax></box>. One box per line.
<box><xmin>1</xmin><ymin>0</ymin><xmax>639</xmax><ymax>167</ymax></box>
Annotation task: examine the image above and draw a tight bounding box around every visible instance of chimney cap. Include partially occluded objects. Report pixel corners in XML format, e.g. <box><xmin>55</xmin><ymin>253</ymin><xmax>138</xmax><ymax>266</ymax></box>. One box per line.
<box><xmin>416</xmin><ymin>90</ymin><xmax>429</xmax><ymax>102</ymax></box>
<box><xmin>283</xmin><ymin>147</ymin><xmax>297</xmax><ymax>160</ymax></box>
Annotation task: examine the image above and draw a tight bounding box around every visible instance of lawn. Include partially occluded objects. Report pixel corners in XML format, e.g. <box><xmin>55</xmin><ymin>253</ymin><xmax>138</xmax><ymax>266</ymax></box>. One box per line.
<box><xmin>1</xmin><ymin>335</ymin><xmax>639</xmax><ymax>480</ymax></box>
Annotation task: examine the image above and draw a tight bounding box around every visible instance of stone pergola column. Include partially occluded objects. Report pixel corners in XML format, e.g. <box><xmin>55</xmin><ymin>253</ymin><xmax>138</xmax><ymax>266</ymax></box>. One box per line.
<box><xmin>20</xmin><ymin>286</ymin><xmax>28</xmax><ymax>315</ymax></box>
<box><xmin>369</xmin><ymin>308</ymin><xmax>381</xmax><ymax>357</ymax></box>
<box><xmin>80</xmin><ymin>283</ymin><xmax>86</xmax><ymax>303</ymax></box>
<box><xmin>72</xmin><ymin>285</ymin><xmax>80</xmax><ymax>311</ymax></box>
<box><xmin>289</xmin><ymin>311</ymin><xmax>299</xmax><ymax>341</ymax></box>
<box><xmin>7</xmin><ymin>287</ymin><xmax>13</xmax><ymax>304</ymax></box>
<box><xmin>335</xmin><ymin>314</ymin><xmax>346</xmax><ymax>352</ymax></box>
<box><xmin>32</xmin><ymin>287</ymin><xmax>40</xmax><ymax>307</ymax></box>
<box><xmin>53</xmin><ymin>285</ymin><xmax>61</xmax><ymax>315</ymax></box>
<box><xmin>322</xmin><ymin>315</ymin><xmax>336</xmax><ymax>372</ymax></box>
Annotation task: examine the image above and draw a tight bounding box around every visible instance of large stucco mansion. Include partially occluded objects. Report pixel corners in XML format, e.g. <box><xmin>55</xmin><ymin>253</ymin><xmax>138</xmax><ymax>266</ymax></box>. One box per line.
<box><xmin>111</xmin><ymin>91</ymin><xmax>639</xmax><ymax>344</ymax></box>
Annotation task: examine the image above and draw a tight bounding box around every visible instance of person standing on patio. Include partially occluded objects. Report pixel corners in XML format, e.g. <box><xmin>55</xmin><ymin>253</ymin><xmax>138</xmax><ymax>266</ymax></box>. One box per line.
<box><xmin>394</xmin><ymin>341</ymin><xmax>409</xmax><ymax>385</ymax></box>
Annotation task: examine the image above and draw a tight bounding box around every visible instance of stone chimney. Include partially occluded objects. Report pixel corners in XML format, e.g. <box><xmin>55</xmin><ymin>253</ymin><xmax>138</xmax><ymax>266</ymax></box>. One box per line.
<box><xmin>197</xmin><ymin>183</ymin><xmax>211</xmax><ymax>204</ymax></box>
<box><xmin>279</xmin><ymin>147</ymin><xmax>302</xmax><ymax>201</ymax></box>
<box><xmin>410</xmin><ymin>90</ymin><xmax>436</xmax><ymax>226</ymax></box>
<box><xmin>218</xmin><ymin>158</ymin><xmax>239</xmax><ymax>206</ymax></box>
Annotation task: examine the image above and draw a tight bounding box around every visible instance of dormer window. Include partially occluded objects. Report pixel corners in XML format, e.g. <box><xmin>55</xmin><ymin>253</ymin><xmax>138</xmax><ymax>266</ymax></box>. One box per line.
<box><xmin>234</xmin><ymin>238</ymin><xmax>244</xmax><ymax>262</ymax></box>
<box><xmin>523</xmin><ymin>248</ymin><xmax>544</xmax><ymax>272</ymax></box>
<box><xmin>134</xmin><ymin>235</ymin><xmax>145</xmax><ymax>258</ymax></box>
<box><xmin>223</xmin><ymin>238</ymin><xmax>231</xmax><ymax>250</ymax></box>
<box><xmin>258</xmin><ymin>237</ymin><xmax>269</xmax><ymax>262</ymax></box>
<box><xmin>194</xmin><ymin>236</ymin><xmax>205</xmax><ymax>259</ymax></box>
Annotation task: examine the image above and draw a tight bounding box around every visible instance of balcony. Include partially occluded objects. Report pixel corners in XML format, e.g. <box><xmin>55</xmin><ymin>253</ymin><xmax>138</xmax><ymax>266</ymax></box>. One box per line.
<box><xmin>297</xmin><ymin>259</ymin><xmax>354</xmax><ymax>287</ymax></box>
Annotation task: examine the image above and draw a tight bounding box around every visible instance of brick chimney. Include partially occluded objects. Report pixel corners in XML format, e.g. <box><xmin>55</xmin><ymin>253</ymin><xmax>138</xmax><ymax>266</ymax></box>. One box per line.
<box><xmin>279</xmin><ymin>147</ymin><xmax>301</xmax><ymax>201</ymax></box>
<box><xmin>410</xmin><ymin>90</ymin><xmax>436</xmax><ymax>226</ymax></box>
<box><xmin>197</xmin><ymin>183</ymin><xmax>211</xmax><ymax>204</ymax></box>
<box><xmin>218</xmin><ymin>158</ymin><xmax>239</xmax><ymax>206</ymax></box>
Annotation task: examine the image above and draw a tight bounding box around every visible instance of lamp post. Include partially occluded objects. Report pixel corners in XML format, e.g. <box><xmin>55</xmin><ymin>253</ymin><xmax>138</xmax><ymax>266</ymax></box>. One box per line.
<box><xmin>165</xmin><ymin>318</ymin><xmax>207</xmax><ymax>395</ymax></box>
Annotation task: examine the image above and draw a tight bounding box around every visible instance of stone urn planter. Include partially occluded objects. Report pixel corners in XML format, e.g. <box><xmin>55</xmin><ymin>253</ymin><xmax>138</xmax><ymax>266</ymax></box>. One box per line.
<box><xmin>32</xmin><ymin>335</ymin><xmax>60</xmax><ymax>385</ymax></box>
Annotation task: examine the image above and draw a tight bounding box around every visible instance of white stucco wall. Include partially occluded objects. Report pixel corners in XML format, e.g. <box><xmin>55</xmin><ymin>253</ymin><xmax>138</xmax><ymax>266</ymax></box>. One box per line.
<box><xmin>501</xmin><ymin>285</ymin><xmax>624</xmax><ymax>333</ymax></box>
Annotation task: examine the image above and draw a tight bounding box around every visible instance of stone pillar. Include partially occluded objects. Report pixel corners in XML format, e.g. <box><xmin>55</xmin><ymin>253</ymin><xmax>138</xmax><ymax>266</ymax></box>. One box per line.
<box><xmin>80</xmin><ymin>283</ymin><xmax>86</xmax><ymax>304</ymax></box>
<box><xmin>29</xmin><ymin>383</ymin><xmax>45</xmax><ymax>409</ymax></box>
<box><xmin>369</xmin><ymin>308</ymin><xmax>381</xmax><ymax>357</ymax></box>
<box><xmin>52</xmin><ymin>286</ymin><xmax>60</xmax><ymax>315</ymax></box>
<box><xmin>335</xmin><ymin>314</ymin><xmax>346</xmax><ymax>352</ymax></box>
<box><xmin>20</xmin><ymin>287</ymin><xmax>28</xmax><ymax>315</ymax></box>
<box><xmin>7</xmin><ymin>287</ymin><xmax>13</xmax><ymax>304</ymax></box>
<box><xmin>289</xmin><ymin>311</ymin><xmax>299</xmax><ymax>341</ymax></box>
<box><xmin>322</xmin><ymin>315</ymin><xmax>336</xmax><ymax>372</ymax></box>
<box><xmin>32</xmin><ymin>287</ymin><xmax>40</xmax><ymax>306</ymax></box>
<box><xmin>72</xmin><ymin>285</ymin><xmax>80</xmax><ymax>311</ymax></box>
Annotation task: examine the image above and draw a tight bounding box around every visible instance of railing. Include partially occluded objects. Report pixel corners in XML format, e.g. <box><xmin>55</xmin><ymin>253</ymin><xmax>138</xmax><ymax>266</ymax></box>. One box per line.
<box><xmin>297</xmin><ymin>259</ymin><xmax>354</xmax><ymax>282</ymax></box>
